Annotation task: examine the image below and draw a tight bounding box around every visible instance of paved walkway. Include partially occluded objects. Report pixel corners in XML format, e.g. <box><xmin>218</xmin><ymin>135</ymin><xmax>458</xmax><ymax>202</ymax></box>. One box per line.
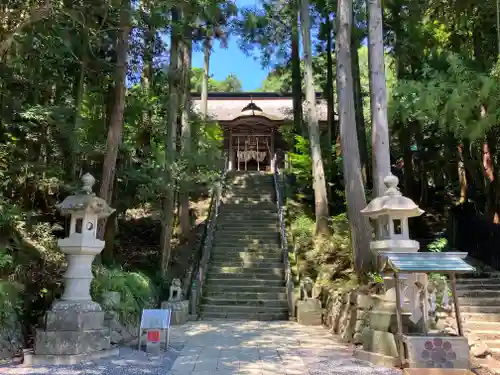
<box><xmin>1</xmin><ymin>320</ymin><xmax>401</xmax><ymax>375</ymax></box>
<box><xmin>169</xmin><ymin>320</ymin><xmax>401</xmax><ymax>375</ymax></box>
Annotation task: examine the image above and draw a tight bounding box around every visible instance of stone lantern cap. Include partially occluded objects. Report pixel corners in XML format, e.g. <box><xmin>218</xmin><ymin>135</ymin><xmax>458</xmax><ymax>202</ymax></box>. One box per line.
<box><xmin>361</xmin><ymin>175</ymin><xmax>424</xmax><ymax>218</ymax></box>
<box><xmin>56</xmin><ymin>173</ymin><xmax>115</xmax><ymax>219</ymax></box>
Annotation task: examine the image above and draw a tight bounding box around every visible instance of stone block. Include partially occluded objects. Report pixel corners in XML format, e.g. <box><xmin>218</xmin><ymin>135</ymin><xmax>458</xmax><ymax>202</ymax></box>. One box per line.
<box><xmin>160</xmin><ymin>300</ymin><xmax>189</xmax><ymax>325</ymax></box>
<box><xmin>369</xmin><ymin>310</ymin><xmax>423</xmax><ymax>334</ymax></box>
<box><xmin>35</xmin><ymin>328</ymin><xmax>110</xmax><ymax>355</ymax></box>
<box><xmin>45</xmin><ymin>310</ymin><xmax>105</xmax><ymax>331</ymax></box>
<box><xmin>297</xmin><ymin>300</ymin><xmax>323</xmax><ymax>326</ymax></box>
<box><xmin>404</xmin><ymin>335</ymin><xmax>469</xmax><ymax>369</ymax></box>
<box><xmin>361</xmin><ymin>328</ymin><xmax>399</xmax><ymax>358</ymax></box>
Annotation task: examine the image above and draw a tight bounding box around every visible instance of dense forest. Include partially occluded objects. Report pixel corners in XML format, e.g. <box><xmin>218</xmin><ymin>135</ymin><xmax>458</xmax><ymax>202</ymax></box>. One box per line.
<box><xmin>1</xmin><ymin>0</ymin><xmax>500</xmax><ymax>357</ymax></box>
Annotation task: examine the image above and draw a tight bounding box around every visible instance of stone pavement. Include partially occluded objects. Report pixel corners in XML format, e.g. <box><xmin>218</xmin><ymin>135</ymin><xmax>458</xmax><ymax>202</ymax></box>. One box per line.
<box><xmin>169</xmin><ymin>320</ymin><xmax>401</xmax><ymax>375</ymax></box>
<box><xmin>0</xmin><ymin>320</ymin><xmax>402</xmax><ymax>375</ymax></box>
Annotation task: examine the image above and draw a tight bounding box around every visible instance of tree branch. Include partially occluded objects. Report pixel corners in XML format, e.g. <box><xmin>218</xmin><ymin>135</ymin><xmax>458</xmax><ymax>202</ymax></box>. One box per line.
<box><xmin>0</xmin><ymin>0</ymin><xmax>52</xmax><ymax>57</ymax></box>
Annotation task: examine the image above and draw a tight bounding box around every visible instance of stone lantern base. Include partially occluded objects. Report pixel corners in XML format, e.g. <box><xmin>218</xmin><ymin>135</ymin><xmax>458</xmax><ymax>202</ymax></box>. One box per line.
<box><xmin>27</xmin><ymin>301</ymin><xmax>117</xmax><ymax>365</ymax></box>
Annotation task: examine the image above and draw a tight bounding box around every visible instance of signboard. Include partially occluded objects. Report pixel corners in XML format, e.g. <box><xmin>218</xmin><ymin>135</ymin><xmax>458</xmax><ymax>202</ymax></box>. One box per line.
<box><xmin>147</xmin><ymin>330</ymin><xmax>160</xmax><ymax>343</ymax></box>
<box><xmin>140</xmin><ymin>309</ymin><xmax>171</xmax><ymax>330</ymax></box>
<box><xmin>138</xmin><ymin>309</ymin><xmax>172</xmax><ymax>351</ymax></box>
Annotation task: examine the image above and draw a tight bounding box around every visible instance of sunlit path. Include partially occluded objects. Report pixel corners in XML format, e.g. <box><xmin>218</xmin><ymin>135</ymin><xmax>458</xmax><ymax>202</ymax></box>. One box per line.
<box><xmin>169</xmin><ymin>320</ymin><xmax>401</xmax><ymax>375</ymax></box>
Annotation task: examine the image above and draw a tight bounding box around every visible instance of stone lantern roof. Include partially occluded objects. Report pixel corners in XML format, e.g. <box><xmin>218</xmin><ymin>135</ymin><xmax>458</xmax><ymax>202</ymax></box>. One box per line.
<box><xmin>57</xmin><ymin>173</ymin><xmax>115</xmax><ymax>219</ymax></box>
<box><xmin>361</xmin><ymin>175</ymin><xmax>424</xmax><ymax>219</ymax></box>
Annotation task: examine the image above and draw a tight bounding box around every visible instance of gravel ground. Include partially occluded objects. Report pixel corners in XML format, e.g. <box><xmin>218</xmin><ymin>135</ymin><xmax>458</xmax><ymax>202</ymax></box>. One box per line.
<box><xmin>0</xmin><ymin>345</ymin><xmax>184</xmax><ymax>375</ymax></box>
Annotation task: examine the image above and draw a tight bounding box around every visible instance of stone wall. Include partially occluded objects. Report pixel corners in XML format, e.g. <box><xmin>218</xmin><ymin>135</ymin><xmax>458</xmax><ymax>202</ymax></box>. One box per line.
<box><xmin>0</xmin><ymin>310</ymin><xmax>22</xmax><ymax>360</ymax></box>
<box><xmin>323</xmin><ymin>287</ymin><xmax>376</xmax><ymax>345</ymax></box>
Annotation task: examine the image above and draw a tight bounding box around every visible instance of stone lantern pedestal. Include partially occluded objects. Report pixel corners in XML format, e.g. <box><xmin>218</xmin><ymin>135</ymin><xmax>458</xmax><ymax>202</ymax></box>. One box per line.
<box><xmin>26</xmin><ymin>174</ymin><xmax>118</xmax><ymax>365</ymax></box>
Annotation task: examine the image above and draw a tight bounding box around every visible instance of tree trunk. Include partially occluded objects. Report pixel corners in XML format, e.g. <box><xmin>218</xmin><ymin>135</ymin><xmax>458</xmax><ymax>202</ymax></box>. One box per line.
<box><xmin>300</xmin><ymin>0</ymin><xmax>330</xmax><ymax>236</ymax></box>
<box><xmin>325</xmin><ymin>15</ymin><xmax>335</xmax><ymax>183</ymax></box>
<box><xmin>160</xmin><ymin>7</ymin><xmax>181</xmax><ymax>276</ymax></box>
<box><xmin>98</xmin><ymin>0</ymin><xmax>130</xmax><ymax>254</ymax></box>
<box><xmin>179</xmin><ymin>33</ymin><xmax>193</xmax><ymax>240</ymax></box>
<box><xmin>351</xmin><ymin>25</ymin><xmax>368</xmax><ymax>185</ymax></box>
<box><xmin>336</xmin><ymin>0</ymin><xmax>373</xmax><ymax>276</ymax></box>
<box><xmin>201</xmin><ymin>36</ymin><xmax>212</xmax><ymax>119</ymax></box>
<box><xmin>291</xmin><ymin>4</ymin><xmax>304</xmax><ymax>138</ymax></box>
<box><xmin>367</xmin><ymin>0</ymin><xmax>391</xmax><ymax>198</ymax></box>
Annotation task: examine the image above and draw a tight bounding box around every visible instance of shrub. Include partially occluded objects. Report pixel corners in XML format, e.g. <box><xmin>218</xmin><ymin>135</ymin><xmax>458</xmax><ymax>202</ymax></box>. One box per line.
<box><xmin>91</xmin><ymin>267</ymin><xmax>158</xmax><ymax>326</ymax></box>
<box><xmin>289</xmin><ymin>211</ymin><xmax>353</xmax><ymax>284</ymax></box>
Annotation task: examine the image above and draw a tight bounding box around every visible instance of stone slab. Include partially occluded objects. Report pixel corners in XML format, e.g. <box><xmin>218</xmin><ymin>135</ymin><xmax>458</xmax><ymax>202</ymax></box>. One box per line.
<box><xmin>296</xmin><ymin>300</ymin><xmax>323</xmax><ymax>326</ymax></box>
<box><xmin>361</xmin><ymin>328</ymin><xmax>399</xmax><ymax>357</ymax></box>
<box><xmin>35</xmin><ymin>328</ymin><xmax>110</xmax><ymax>355</ymax></box>
<box><xmin>45</xmin><ymin>310</ymin><xmax>105</xmax><ymax>331</ymax></box>
<box><xmin>353</xmin><ymin>347</ymin><xmax>401</xmax><ymax>368</ymax></box>
<box><xmin>23</xmin><ymin>347</ymin><xmax>119</xmax><ymax>366</ymax></box>
<box><xmin>161</xmin><ymin>300</ymin><xmax>189</xmax><ymax>325</ymax></box>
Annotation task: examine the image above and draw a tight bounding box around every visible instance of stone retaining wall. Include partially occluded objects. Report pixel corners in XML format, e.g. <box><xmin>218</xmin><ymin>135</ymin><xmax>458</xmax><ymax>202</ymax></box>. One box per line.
<box><xmin>323</xmin><ymin>287</ymin><xmax>376</xmax><ymax>345</ymax></box>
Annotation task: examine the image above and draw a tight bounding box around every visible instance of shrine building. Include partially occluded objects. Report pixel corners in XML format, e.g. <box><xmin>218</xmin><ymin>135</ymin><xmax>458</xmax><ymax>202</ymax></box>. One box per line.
<box><xmin>192</xmin><ymin>92</ymin><xmax>329</xmax><ymax>172</ymax></box>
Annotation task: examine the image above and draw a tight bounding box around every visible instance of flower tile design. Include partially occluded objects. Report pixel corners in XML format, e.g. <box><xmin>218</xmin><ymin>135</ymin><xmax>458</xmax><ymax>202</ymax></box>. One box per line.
<box><xmin>420</xmin><ymin>338</ymin><xmax>456</xmax><ymax>368</ymax></box>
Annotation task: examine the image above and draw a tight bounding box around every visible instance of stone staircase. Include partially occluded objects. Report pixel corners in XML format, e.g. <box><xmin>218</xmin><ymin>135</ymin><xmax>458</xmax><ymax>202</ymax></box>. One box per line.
<box><xmin>200</xmin><ymin>172</ymin><xmax>289</xmax><ymax>320</ymax></box>
<box><xmin>456</xmin><ymin>275</ymin><xmax>500</xmax><ymax>354</ymax></box>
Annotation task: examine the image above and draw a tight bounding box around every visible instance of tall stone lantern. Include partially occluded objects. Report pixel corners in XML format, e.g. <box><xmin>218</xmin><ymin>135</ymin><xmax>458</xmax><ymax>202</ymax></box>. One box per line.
<box><xmin>30</xmin><ymin>173</ymin><xmax>117</xmax><ymax>364</ymax></box>
<box><xmin>361</xmin><ymin>175</ymin><xmax>424</xmax><ymax>311</ymax></box>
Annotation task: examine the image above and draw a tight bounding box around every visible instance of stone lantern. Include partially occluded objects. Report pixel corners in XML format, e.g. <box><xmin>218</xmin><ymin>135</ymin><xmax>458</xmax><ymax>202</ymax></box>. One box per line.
<box><xmin>30</xmin><ymin>173</ymin><xmax>117</xmax><ymax>364</ymax></box>
<box><xmin>361</xmin><ymin>175</ymin><xmax>425</xmax><ymax>313</ymax></box>
<box><xmin>361</xmin><ymin>174</ymin><xmax>424</xmax><ymax>255</ymax></box>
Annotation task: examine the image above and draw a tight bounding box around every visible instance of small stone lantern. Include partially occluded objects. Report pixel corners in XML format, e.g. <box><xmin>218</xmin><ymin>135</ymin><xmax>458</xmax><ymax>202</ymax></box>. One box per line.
<box><xmin>29</xmin><ymin>173</ymin><xmax>117</xmax><ymax>365</ymax></box>
<box><xmin>361</xmin><ymin>175</ymin><xmax>423</xmax><ymax>255</ymax></box>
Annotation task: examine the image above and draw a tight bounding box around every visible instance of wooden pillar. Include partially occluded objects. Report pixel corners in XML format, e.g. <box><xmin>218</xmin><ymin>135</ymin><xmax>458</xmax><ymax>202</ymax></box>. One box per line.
<box><xmin>257</xmin><ymin>136</ymin><xmax>260</xmax><ymax>171</ymax></box>
<box><xmin>244</xmin><ymin>137</ymin><xmax>247</xmax><ymax>171</ymax></box>
<box><xmin>237</xmin><ymin>136</ymin><xmax>240</xmax><ymax>171</ymax></box>
<box><xmin>394</xmin><ymin>272</ymin><xmax>406</xmax><ymax>367</ymax></box>
<box><xmin>450</xmin><ymin>273</ymin><xmax>464</xmax><ymax>336</ymax></box>
<box><xmin>228</xmin><ymin>129</ymin><xmax>233</xmax><ymax>171</ymax></box>
<box><xmin>270</xmin><ymin>130</ymin><xmax>275</xmax><ymax>172</ymax></box>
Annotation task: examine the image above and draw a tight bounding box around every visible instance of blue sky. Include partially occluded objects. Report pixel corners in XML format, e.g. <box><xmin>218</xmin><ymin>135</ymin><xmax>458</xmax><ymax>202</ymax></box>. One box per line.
<box><xmin>191</xmin><ymin>0</ymin><xmax>270</xmax><ymax>91</ymax></box>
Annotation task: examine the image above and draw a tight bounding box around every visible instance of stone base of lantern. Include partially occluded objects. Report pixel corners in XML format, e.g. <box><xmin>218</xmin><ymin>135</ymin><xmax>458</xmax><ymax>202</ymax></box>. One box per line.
<box><xmin>360</xmin><ymin>298</ymin><xmax>425</xmax><ymax>362</ymax></box>
<box><xmin>160</xmin><ymin>300</ymin><xmax>189</xmax><ymax>325</ymax></box>
<box><xmin>30</xmin><ymin>300</ymin><xmax>115</xmax><ymax>365</ymax></box>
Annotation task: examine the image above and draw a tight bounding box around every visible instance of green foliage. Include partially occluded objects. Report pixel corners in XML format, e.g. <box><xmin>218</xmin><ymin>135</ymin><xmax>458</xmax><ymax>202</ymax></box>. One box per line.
<box><xmin>426</xmin><ymin>237</ymin><xmax>449</xmax><ymax>252</ymax></box>
<box><xmin>91</xmin><ymin>267</ymin><xmax>158</xmax><ymax>326</ymax></box>
<box><xmin>289</xmin><ymin>210</ymin><xmax>353</xmax><ymax>283</ymax></box>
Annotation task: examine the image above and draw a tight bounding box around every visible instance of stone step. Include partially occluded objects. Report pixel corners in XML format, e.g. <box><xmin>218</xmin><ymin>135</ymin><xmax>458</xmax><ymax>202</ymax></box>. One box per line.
<box><xmin>205</xmin><ymin>290</ymin><xmax>287</xmax><ymax>299</ymax></box>
<box><xmin>205</xmin><ymin>284</ymin><xmax>286</xmax><ymax>293</ymax></box>
<box><xmin>467</xmin><ymin>330</ymin><xmax>500</xmax><ymax>341</ymax></box>
<box><xmin>456</xmin><ymin>289</ymin><xmax>500</xmax><ymax>298</ymax></box>
<box><xmin>210</xmin><ymin>261</ymin><xmax>284</xmax><ymax>268</ymax></box>
<box><xmin>464</xmin><ymin>320</ymin><xmax>500</xmax><ymax>331</ymax></box>
<box><xmin>456</xmin><ymin>283</ymin><xmax>500</xmax><ymax>291</ymax></box>
<box><xmin>213</xmin><ymin>245</ymin><xmax>280</xmax><ymax>251</ymax></box>
<box><xmin>202</xmin><ymin>304</ymin><xmax>288</xmax><ymax>315</ymax></box>
<box><xmin>205</xmin><ymin>278</ymin><xmax>285</xmax><ymax>287</ymax></box>
<box><xmin>224</xmin><ymin>198</ymin><xmax>274</xmax><ymax>204</ymax></box>
<box><xmin>453</xmin><ymin>312</ymin><xmax>500</xmax><ymax>322</ymax></box>
<box><xmin>200</xmin><ymin>311</ymin><xmax>288</xmax><ymax>321</ymax></box>
<box><xmin>209</xmin><ymin>266</ymin><xmax>284</xmax><ymax>276</ymax></box>
<box><xmin>203</xmin><ymin>297</ymin><xmax>288</xmax><ymax>307</ymax></box>
<box><xmin>210</xmin><ymin>253</ymin><xmax>283</xmax><ymax>262</ymax></box>
<box><xmin>216</xmin><ymin>220</ymin><xmax>279</xmax><ymax>227</ymax></box>
<box><xmin>486</xmin><ymin>341</ymin><xmax>500</xmax><ymax>351</ymax></box>
<box><xmin>460</xmin><ymin>297</ymin><xmax>500</xmax><ymax>307</ymax></box>
<box><xmin>214</xmin><ymin>241</ymin><xmax>280</xmax><ymax>248</ymax></box>
<box><xmin>207</xmin><ymin>272</ymin><xmax>283</xmax><ymax>282</ymax></box>
<box><xmin>215</xmin><ymin>231</ymin><xmax>279</xmax><ymax>238</ymax></box>
<box><xmin>456</xmin><ymin>278</ymin><xmax>500</xmax><ymax>285</ymax></box>
<box><xmin>460</xmin><ymin>305</ymin><xmax>500</xmax><ymax>314</ymax></box>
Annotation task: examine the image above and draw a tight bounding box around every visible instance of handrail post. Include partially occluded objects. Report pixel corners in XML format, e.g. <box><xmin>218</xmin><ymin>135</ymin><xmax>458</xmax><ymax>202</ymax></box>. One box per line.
<box><xmin>272</xmin><ymin>153</ymin><xmax>295</xmax><ymax>319</ymax></box>
<box><xmin>188</xmin><ymin>153</ymin><xmax>228</xmax><ymax>318</ymax></box>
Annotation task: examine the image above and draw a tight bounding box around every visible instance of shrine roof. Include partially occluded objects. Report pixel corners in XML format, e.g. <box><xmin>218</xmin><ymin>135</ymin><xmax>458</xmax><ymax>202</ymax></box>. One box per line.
<box><xmin>191</xmin><ymin>92</ymin><xmax>330</xmax><ymax>122</ymax></box>
<box><xmin>378</xmin><ymin>251</ymin><xmax>475</xmax><ymax>273</ymax></box>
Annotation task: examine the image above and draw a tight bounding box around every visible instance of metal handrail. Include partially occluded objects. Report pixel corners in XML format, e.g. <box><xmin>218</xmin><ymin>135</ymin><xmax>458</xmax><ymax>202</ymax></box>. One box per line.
<box><xmin>272</xmin><ymin>154</ymin><xmax>295</xmax><ymax>319</ymax></box>
<box><xmin>189</xmin><ymin>155</ymin><xmax>228</xmax><ymax>317</ymax></box>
